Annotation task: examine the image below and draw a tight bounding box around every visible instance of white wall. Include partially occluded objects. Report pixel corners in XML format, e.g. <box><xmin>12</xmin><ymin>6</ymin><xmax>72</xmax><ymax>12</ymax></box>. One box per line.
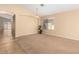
<box><xmin>42</xmin><ymin>9</ymin><xmax>79</xmax><ymax>40</ymax></box>
<box><xmin>16</xmin><ymin>15</ymin><xmax>38</xmax><ymax>37</ymax></box>
<box><xmin>0</xmin><ymin>5</ymin><xmax>38</xmax><ymax>37</ymax></box>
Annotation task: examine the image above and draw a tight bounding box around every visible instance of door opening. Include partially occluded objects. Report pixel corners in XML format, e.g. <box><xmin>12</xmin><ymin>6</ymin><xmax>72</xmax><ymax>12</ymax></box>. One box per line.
<box><xmin>0</xmin><ymin>13</ymin><xmax>15</xmax><ymax>40</ymax></box>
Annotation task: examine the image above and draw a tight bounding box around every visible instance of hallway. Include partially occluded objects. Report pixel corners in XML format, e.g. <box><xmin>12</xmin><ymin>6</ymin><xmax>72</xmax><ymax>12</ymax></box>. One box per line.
<box><xmin>0</xmin><ymin>17</ymin><xmax>12</xmax><ymax>44</ymax></box>
<box><xmin>0</xmin><ymin>14</ymin><xmax>23</xmax><ymax>53</ymax></box>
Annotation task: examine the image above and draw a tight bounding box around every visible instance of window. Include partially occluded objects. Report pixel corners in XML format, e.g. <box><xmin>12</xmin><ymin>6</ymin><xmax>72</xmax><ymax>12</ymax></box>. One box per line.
<box><xmin>43</xmin><ymin>19</ymin><xmax>54</xmax><ymax>30</ymax></box>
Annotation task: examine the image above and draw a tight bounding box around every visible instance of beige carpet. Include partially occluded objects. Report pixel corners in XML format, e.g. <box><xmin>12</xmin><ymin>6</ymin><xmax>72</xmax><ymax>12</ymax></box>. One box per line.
<box><xmin>16</xmin><ymin>34</ymin><xmax>79</xmax><ymax>54</ymax></box>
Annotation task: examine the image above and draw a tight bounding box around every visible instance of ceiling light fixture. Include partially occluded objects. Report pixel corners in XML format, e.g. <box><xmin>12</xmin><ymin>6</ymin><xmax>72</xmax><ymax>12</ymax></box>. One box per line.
<box><xmin>40</xmin><ymin>4</ymin><xmax>44</xmax><ymax>7</ymax></box>
<box><xmin>35</xmin><ymin>4</ymin><xmax>44</xmax><ymax>25</ymax></box>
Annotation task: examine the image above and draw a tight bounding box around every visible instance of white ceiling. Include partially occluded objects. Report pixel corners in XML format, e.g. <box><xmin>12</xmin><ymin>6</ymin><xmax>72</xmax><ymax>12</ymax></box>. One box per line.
<box><xmin>23</xmin><ymin>4</ymin><xmax>79</xmax><ymax>16</ymax></box>
<box><xmin>0</xmin><ymin>14</ymin><xmax>12</xmax><ymax>19</ymax></box>
<box><xmin>0</xmin><ymin>11</ymin><xmax>13</xmax><ymax>19</ymax></box>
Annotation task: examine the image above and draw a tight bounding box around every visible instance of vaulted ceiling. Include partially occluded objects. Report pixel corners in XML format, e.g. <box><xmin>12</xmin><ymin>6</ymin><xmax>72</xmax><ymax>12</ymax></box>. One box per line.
<box><xmin>23</xmin><ymin>4</ymin><xmax>79</xmax><ymax>16</ymax></box>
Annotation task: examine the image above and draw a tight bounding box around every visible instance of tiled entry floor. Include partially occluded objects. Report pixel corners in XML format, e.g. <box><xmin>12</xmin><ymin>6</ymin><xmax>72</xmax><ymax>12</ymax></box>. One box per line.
<box><xmin>0</xmin><ymin>33</ymin><xmax>24</xmax><ymax>54</ymax></box>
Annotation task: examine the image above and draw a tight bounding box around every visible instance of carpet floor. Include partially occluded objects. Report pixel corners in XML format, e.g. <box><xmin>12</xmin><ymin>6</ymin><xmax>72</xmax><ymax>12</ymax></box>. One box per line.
<box><xmin>15</xmin><ymin>34</ymin><xmax>79</xmax><ymax>54</ymax></box>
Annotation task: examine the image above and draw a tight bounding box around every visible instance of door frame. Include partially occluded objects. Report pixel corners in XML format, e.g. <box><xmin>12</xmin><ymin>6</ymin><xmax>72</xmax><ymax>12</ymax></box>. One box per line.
<box><xmin>11</xmin><ymin>14</ymin><xmax>16</xmax><ymax>39</ymax></box>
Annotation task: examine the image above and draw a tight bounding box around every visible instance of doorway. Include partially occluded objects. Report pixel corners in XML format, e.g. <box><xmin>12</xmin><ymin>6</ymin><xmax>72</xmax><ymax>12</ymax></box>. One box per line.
<box><xmin>0</xmin><ymin>13</ymin><xmax>15</xmax><ymax>40</ymax></box>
